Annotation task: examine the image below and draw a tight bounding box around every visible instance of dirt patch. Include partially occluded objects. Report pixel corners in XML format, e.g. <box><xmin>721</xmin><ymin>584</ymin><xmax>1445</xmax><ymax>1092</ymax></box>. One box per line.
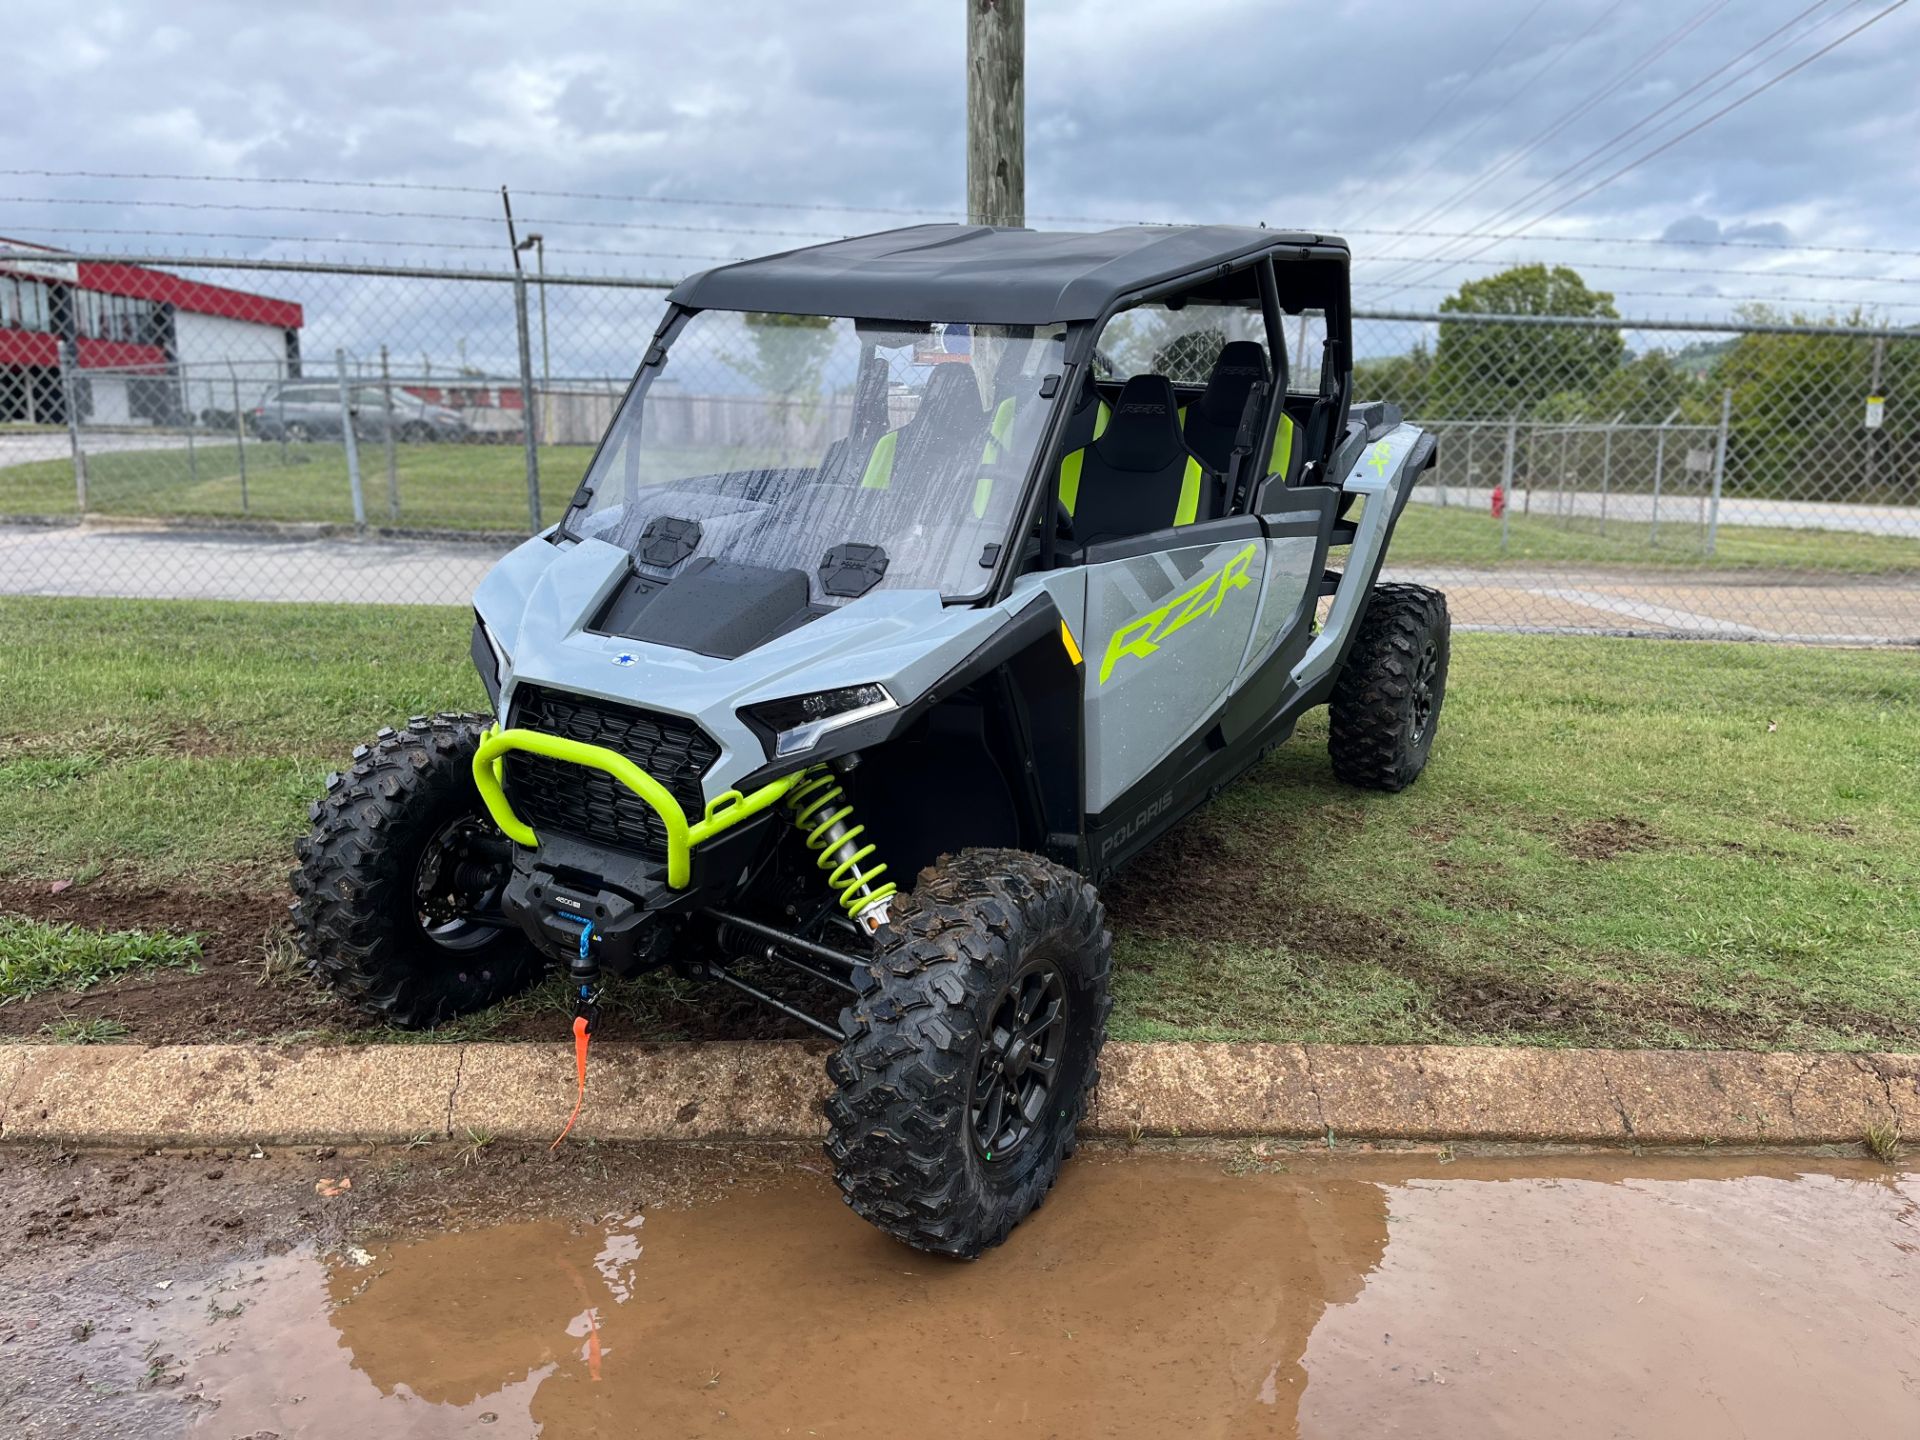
<box><xmin>0</xmin><ymin>878</ymin><xmax>831</xmax><ymax>1046</ymax></box>
<box><xmin>0</xmin><ymin>880</ymin><xmax>333</xmax><ymax>1044</ymax></box>
<box><xmin>1562</xmin><ymin>815</ymin><xmax>1664</xmax><ymax>862</ymax></box>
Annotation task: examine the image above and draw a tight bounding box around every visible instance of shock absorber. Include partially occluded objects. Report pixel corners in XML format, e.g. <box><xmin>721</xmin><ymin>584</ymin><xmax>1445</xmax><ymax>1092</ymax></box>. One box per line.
<box><xmin>785</xmin><ymin>765</ymin><xmax>897</xmax><ymax>934</ymax></box>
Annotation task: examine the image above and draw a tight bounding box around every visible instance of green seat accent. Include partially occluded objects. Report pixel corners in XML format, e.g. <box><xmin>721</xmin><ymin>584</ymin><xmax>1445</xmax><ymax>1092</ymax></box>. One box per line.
<box><xmin>858</xmin><ymin>430</ymin><xmax>897</xmax><ymax>489</ymax></box>
<box><xmin>1270</xmin><ymin>413</ymin><xmax>1296</xmax><ymax>482</ymax></box>
<box><xmin>1172</xmin><ymin>455</ymin><xmax>1205</xmax><ymax>526</ymax></box>
<box><xmin>1057</xmin><ymin>400</ymin><xmax>1110</xmax><ymax>516</ymax></box>
<box><xmin>972</xmin><ymin>397</ymin><xmax>1019</xmax><ymax>518</ymax></box>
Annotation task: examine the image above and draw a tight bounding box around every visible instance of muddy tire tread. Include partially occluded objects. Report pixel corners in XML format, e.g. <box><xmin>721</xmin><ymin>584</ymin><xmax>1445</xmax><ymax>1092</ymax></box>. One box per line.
<box><xmin>825</xmin><ymin>848</ymin><xmax>1112</xmax><ymax>1259</ymax></box>
<box><xmin>289</xmin><ymin>712</ymin><xmax>542</xmax><ymax>1029</ymax></box>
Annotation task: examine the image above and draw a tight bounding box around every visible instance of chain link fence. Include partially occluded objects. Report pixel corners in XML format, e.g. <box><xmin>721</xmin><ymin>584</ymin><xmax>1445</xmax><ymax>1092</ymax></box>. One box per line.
<box><xmin>1</xmin><ymin>252</ymin><xmax>1915</xmax><ymax>644</ymax></box>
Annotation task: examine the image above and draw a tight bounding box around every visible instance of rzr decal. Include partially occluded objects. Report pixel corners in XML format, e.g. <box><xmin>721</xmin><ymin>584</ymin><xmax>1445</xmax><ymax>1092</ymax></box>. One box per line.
<box><xmin>1098</xmin><ymin>544</ymin><xmax>1256</xmax><ymax>686</ymax></box>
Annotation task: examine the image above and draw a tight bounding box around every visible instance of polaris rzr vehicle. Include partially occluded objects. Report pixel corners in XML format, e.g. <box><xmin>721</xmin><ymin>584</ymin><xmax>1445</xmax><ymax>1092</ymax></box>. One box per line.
<box><xmin>293</xmin><ymin>224</ymin><xmax>1447</xmax><ymax>1257</ymax></box>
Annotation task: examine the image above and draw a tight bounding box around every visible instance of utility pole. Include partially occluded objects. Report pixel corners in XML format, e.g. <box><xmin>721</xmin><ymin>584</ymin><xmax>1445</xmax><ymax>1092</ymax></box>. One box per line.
<box><xmin>967</xmin><ymin>0</ymin><xmax>1024</xmax><ymax>227</ymax></box>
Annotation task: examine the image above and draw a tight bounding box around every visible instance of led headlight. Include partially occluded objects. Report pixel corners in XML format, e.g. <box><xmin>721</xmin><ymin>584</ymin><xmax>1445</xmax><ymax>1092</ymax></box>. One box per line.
<box><xmin>745</xmin><ymin>683</ymin><xmax>896</xmax><ymax>758</ymax></box>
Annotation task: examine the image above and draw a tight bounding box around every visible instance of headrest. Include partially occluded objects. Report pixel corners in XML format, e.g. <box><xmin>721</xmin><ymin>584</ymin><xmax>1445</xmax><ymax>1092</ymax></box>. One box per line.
<box><xmin>1093</xmin><ymin>374</ymin><xmax>1187</xmax><ymax>473</ymax></box>
<box><xmin>1196</xmin><ymin>341</ymin><xmax>1269</xmax><ymax>425</ymax></box>
<box><xmin>911</xmin><ymin>364</ymin><xmax>985</xmax><ymax>434</ymax></box>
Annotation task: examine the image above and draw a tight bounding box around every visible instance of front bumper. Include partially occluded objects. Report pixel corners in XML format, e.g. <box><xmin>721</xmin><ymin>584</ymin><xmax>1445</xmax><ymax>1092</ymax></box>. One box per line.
<box><xmin>471</xmin><ymin>725</ymin><xmax>806</xmax><ymax>888</ymax></box>
<box><xmin>473</xmin><ymin>725</ymin><xmax>809</xmax><ymax>977</ymax></box>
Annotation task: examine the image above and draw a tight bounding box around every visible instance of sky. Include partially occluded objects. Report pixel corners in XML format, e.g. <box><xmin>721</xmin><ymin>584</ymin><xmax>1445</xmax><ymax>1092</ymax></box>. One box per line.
<box><xmin>4</xmin><ymin>0</ymin><xmax>1918</xmax><ymax>371</ymax></box>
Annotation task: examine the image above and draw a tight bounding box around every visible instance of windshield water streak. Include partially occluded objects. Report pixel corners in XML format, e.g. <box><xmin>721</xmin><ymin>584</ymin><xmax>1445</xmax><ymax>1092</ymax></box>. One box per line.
<box><xmin>567</xmin><ymin>312</ymin><xmax>1067</xmax><ymax>606</ymax></box>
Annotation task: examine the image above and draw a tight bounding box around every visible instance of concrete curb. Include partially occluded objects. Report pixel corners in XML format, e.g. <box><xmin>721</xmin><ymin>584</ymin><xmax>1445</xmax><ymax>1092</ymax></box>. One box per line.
<box><xmin>1</xmin><ymin>1041</ymin><xmax>1914</xmax><ymax>1148</ymax></box>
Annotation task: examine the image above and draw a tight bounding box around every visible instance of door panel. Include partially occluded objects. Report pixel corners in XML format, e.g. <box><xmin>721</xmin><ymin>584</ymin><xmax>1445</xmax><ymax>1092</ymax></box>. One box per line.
<box><xmin>1079</xmin><ymin>520</ymin><xmax>1265</xmax><ymax>813</ymax></box>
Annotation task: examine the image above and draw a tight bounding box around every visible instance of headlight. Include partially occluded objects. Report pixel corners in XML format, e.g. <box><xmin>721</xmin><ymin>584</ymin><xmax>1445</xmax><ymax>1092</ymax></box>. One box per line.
<box><xmin>471</xmin><ymin>613</ymin><xmax>510</xmax><ymax>706</ymax></box>
<box><xmin>745</xmin><ymin>683</ymin><xmax>896</xmax><ymax>758</ymax></box>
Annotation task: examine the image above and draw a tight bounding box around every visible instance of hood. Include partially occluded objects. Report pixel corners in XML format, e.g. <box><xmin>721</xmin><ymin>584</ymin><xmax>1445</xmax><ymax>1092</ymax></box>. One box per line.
<box><xmin>473</xmin><ymin>533</ymin><xmax>1030</xmax><ymax>794</ymax></box>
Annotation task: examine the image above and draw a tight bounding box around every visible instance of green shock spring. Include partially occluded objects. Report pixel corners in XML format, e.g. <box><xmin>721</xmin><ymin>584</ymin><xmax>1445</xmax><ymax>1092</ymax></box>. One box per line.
<box><xmin>785</xmin><ymin>766</ymin><xmax>897</xmax><ymax>932</ymax></box>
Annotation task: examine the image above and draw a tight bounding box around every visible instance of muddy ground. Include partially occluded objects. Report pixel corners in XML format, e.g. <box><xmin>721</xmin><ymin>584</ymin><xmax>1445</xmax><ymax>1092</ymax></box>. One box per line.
<box><xmin>0</xmin><ymin>879</ymin><xmax>830</xmax><ymax>1045</ymax></box>
<box><xmin>1</xmin><ymin>1140</ymin><xmax>1914</xmax><ymax>1438</ymax></box>
<box><xmin>7</xmin><ymin>801</ymin><xmax>1916</xmax><ymax>1050</ymax></box>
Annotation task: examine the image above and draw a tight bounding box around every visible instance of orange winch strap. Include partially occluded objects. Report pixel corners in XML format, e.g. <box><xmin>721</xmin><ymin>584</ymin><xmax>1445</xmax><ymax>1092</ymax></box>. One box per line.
<box><xmin>550</xmin><ymin>1014</ymin><xmax>592</xmax><ymax>1150</ymax></box>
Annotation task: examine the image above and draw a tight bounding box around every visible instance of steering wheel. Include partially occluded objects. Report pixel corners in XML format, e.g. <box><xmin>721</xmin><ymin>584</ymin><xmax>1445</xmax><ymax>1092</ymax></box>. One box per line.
<box><xmin>1054</xmin><ymin>498</ymin><xmax>1077</xmax><ymax>541</ymax></box>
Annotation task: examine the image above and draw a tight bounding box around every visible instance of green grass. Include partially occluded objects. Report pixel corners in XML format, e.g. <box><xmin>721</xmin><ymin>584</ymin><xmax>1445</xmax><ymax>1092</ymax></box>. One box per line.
<box><xmin>0</xmin><ymin>916</ymin><xmax>201</xmax><ymax>1004</ymax></box>
<box><xmin>1388</xmin><ymin>499</ymin><xmax>1920</xmax><ymax>574</ymax></box>
<box><xmin>0</xmin><ymin>594</ymin><xmax>1916</xmax><ymax>1049</ymax></box>
<box><xmin>5</xmin><ymin>436</ymin><xmax>1916</xmax><ymax>574</ymax></box>
<box><xmin>39</xmin><ymin>1016</ymin><xmax>130</xmax><ymax>1043</ymax></box>
<box><xmin>0</xmin><ymin>441</ymin><xmax>595</xmax><ymax>532</ymax></box>
<box><xmin>0</xmin><ymin>440</ymin><xmax>781</xmax><ymax>533</ymax></box>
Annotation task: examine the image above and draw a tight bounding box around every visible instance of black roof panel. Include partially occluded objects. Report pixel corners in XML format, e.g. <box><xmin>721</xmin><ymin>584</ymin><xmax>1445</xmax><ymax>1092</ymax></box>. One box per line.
<box><xmin>667</xmin><ymin>224</ymin><xmax>1347</xmax><ymax>324</ymax></box>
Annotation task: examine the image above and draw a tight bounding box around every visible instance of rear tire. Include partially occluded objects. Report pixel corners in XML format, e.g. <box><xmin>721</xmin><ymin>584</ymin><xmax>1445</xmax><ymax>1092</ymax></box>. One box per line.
<box><xmin>1328</xmin><ymin>582</ymin><xmax>1450</xmax><ymax>792</ymax></box>
<box><xmin>826</xmin><ymin>849</ymin><xmax>1112</xmax><ymax>1259</ymax></box>
<box><xmin>291</xmin><ymin>713</ymin><xmax>545</xmax><ymax>1028</ymax></box>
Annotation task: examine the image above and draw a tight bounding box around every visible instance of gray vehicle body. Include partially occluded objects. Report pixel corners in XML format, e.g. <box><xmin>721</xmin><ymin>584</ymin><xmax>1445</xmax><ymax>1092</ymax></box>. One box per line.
<box><xmin>480</xmin><ymin>411</ymin><xmax>1424</xmax><ymax>821</ymax></box>
<box><xmin>249</xmin><ymin>380</ymin><xmax>469</xmax><ymax>442</ymax></box>
<box><xmin>467</xmin><ymin>224</ymin><xmax>1435</xmax><ymax>972</ymax></box>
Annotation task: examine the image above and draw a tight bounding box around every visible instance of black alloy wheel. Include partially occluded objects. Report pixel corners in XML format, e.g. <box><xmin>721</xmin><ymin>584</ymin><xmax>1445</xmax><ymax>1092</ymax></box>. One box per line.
<box><xmin>970</xmin><ymin>961</ymin><xmax>1070</xmax><ymax>1163</ymax></box>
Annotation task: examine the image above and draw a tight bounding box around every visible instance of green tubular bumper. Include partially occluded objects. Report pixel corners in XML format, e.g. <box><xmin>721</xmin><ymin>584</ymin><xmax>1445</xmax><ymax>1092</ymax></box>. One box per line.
<box><xmin>471</xmin><ymin>725</ymin><xmax>804</xmax><ymax>890</ymax></box>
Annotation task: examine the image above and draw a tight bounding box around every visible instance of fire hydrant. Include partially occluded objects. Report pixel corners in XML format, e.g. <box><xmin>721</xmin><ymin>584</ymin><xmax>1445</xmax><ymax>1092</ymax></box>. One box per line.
<box><xmin>1490</xmin><ymin>484</ymin><xmax>1506</xmax><ymax>519</ymax></box>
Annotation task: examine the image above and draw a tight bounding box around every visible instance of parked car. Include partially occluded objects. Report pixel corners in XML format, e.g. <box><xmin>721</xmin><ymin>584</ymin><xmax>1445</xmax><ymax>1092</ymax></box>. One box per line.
<box><xmin>249</xmin><ymin>382</ymin><xmax>470</xmax><ymax>443</ymax></box>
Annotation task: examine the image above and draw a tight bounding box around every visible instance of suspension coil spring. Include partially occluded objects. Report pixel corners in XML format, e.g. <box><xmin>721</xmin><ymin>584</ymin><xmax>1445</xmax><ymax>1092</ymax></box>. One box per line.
<box><xmin>785</xmin><ymin>766</ymin><xmax>897</xmax><ymax>931</ymax></box>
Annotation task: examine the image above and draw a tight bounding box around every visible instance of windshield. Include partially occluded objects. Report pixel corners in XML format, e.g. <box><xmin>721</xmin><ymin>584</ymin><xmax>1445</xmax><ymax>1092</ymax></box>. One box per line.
<box><xmin>565</xmin><ymin>311</ymin><xmax>1068</xmax><ymax>605</ymax></box>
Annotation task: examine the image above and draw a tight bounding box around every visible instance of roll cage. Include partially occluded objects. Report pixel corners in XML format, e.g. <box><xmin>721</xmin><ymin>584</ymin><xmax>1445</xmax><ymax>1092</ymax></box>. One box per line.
<box><xmin>560</xmin><ymin>227</ymin><xmax>1356</xmax><ymax>610</ymax></box>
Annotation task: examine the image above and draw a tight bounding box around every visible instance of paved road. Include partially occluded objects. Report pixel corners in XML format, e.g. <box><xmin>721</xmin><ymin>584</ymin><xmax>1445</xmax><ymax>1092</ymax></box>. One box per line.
<box><xmin>2</xmin><ymin>1143</ymin><xmax>1914</xmax><ymax>1437</ymax></box>
<box><xmin>1409</xmin><ymin>482</ymin><xmax>1920</xmax><ymax>539</ymax></box>
<box><xmin>3</xmin><ymin>521</ymin><xmax>1916</xmax><ymax>642</ymax></box>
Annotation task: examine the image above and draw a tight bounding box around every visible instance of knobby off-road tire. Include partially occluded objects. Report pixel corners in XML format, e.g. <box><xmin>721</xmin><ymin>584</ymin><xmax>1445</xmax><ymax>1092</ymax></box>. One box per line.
<box><xmin>826</xmin><ymin>849</ymin><xmax>1112</xmax><ymax>1259</ymax></box>
<box><xmin>291</xmin><ymin>713</ymin><xmax>545</xmax><ymax>1028</ymax></box>
<box><xmin>1328</xmin><ymin>582</ymin><xmax>1451</xmax><ymax>793</ymax></box>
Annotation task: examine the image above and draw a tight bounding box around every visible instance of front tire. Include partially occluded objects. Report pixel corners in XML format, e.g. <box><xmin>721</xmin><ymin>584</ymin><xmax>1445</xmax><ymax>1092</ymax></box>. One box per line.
<box><xmin>291</xmin><ymin>713</ymin><xmax>545</xmax><ymax>1028</ymax></box>
<box><xmin>825</xmin><ymin>849</ymin><xmax>1112</xmax><ymax>1258</ymax></box>
<box><xmin>1328</xmin><ymin>582</ymin><xmax>1451</xmax><ymax>792</ymax></box>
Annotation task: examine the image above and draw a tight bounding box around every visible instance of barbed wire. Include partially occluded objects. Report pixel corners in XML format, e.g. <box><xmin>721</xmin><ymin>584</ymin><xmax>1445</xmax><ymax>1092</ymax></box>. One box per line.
<box><xmin>0</xmin><ymin>194</ymin><xmax>843</xmax><ymax>241</ymax></box>
<box><xmin>0</xmin><ymin>225</ymin><xmax>752</xmax><ymax>266</ymax></box>
<box><xmin>9</xmin><ymin>168</ymin><xmax>1920</xmax><ymax>263</ymax></box>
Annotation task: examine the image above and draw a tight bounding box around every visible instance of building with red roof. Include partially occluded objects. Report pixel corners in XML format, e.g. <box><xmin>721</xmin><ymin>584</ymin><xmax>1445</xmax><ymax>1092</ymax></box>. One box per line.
<box><xmin>0</xmin><ymin>240</ymin><xmax>304</xmax><ymax>425</ymax></box>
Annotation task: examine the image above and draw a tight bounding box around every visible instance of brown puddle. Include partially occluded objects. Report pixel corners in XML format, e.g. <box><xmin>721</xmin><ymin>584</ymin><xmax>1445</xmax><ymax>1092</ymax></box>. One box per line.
<box><xmin>132</xmin><ymin>1152</ymin><xmax>1918</xmax><ymax>1438</ymax></box>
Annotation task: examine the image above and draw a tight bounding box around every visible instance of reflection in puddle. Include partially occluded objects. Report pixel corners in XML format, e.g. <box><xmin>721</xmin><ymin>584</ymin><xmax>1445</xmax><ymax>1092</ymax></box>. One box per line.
<box><xmin>147</xmin><ymin>1153</ymin><xmax>1917</xmax><ymax>1438</ymax></box>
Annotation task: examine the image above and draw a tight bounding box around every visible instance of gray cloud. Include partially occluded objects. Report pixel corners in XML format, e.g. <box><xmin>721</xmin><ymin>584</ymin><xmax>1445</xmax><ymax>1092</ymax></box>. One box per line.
<box><xmin>3</xmin><ymin>0</ymin><xmax>1917</xmax><ymax>326</ymax></box>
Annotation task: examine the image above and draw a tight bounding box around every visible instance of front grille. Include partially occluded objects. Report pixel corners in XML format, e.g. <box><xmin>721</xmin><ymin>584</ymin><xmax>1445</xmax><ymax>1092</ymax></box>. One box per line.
<box><xmin>503</xmin><ymin>684</ymin><xmax>720</xmax><ymax>857</ymax></box>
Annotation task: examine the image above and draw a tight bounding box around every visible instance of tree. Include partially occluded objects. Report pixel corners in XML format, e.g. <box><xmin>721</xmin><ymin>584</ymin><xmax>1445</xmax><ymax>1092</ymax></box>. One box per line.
<box><xmin>728</xmin><ymin>311</ymin><xmax>837</xmax><ymax>397</ymax></box>
<box><xmin>1430</xmin><ymin>265</ymin><xmax>1625</xmax><ymax>420</ymax></box>
<box><xmin>727</xmin><ymin>311</ymin><xmax>839</xmax><ymax>462</ymax></box>
<box><xmin>1710</xmin><ymin>305</ymin><xmax>1918</xmax><ymax>500</ymax></box>
<box><xmin>1354</xmin><ymin>341</ymin><xmax>1434</xmax><ymax>414</ymax></box>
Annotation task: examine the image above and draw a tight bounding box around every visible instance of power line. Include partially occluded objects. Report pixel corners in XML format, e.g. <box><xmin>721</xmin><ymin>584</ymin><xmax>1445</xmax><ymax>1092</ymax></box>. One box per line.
<box><xmin>1391</xmin><ymin>0</ymin><xmax>1737</xmax><ymax>236</ymax></box>
<box><xmin>1372</xmin><ymin>0</ymin><xmax>1848</xmax><ymax>291</ymax></box>
<box><xmin>1343</xmin><ymin>0</ymin><xmax>1551</xmax><ymax>227</ymax></box>
<box><xmin>1347</xmin><ymin>0</ymin><xmax>1629</xmax><ymax>230</ymax></box>
<box><xmin>1372</xmin><ymin>0</ymin><xmax>1914</xmax><ymax>301</ymax></box>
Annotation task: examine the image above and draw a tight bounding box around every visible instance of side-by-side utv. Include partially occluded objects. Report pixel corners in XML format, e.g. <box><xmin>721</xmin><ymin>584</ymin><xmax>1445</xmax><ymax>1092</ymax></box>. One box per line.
<box><xmin>293</xmin><ymin>224</ymin><xmax>1448</xmax><ymax>1257</ymax></box>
